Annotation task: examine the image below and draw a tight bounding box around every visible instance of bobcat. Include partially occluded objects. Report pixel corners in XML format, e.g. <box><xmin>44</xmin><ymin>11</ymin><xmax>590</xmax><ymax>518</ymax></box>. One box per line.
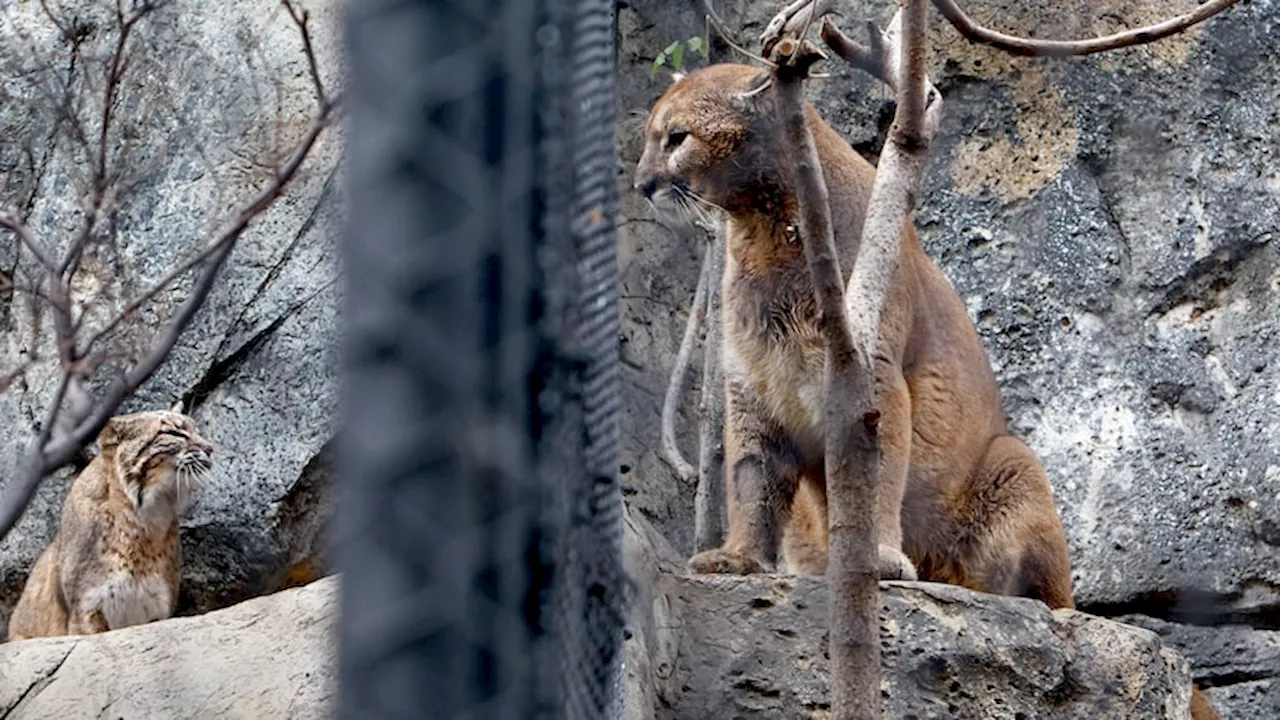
<box><xmin>7</xmin><ymin>403</ymin><xmax>213</xmax><ymax>641</ymax></box>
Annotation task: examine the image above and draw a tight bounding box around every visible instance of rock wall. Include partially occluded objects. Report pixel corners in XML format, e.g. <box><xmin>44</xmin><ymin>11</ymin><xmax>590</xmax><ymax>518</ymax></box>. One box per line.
<box><xmin>616</xmin><ymin>0</ymin><xmax>1279</xmax><ymax>716</ymax></box>
<box><xmin>0</xmin><ymin>576</ymin><xmax>337</xmax><ymax>718</ymax></box>
<box><xmin>0</xmin><ymin>0</ymin><xmax>341</xmax><ymax>630</ymax></box>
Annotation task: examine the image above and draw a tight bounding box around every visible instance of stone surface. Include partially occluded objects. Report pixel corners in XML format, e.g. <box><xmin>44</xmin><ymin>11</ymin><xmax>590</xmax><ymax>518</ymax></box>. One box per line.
<box><xmin>616</xmin><ymin>0</ymin><xmax>1280</xmax><ymax>620</ymax></box>
<box><xmin>0</xmin><ymin>0</ymin><xmax>342</xmax><ymax>629</ymax></box>
<box><xmin>1122</xmin><ymin>614</ymin><xmax>1280</xmax><ymax>720</ymax></box>
<box><xmin>0</xmin><ymin>576</ymin><xmax>337</xmax><ymax>719</ymax></box>
<box><xmin>619</xmin><ymin>508</ymin><xmax>1195</xmax><ymax>719</ymax></box>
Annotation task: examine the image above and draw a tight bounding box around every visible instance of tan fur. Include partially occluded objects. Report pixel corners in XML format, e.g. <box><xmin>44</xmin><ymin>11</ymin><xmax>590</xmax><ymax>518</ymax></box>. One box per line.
<box><xmin>7</xmin><ymin>406</ymin><xmax>213</xmax><ymax>641</ymax></box>
<box><xmin>636</xmin><ymin>64</ymin><xmax>1221</xmax><ymax>719</ymax></box>
<box><xmin>635</xmin><ymin>63</ymin><xmax>1073</xmax><ymax>605</ymax></box>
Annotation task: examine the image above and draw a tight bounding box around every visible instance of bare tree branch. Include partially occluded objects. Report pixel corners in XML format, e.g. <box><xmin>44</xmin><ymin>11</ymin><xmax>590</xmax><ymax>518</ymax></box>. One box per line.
<box><xmin>761</xmin><ymin>0</ymin><xmax>835</xmax><ymax>58</ymax></box>
<box><xmin>772</xmin><ymin>2</ymin><xmax>942</xmax><ymax>716</ymax></box>
<box><xmin>0</xmin><ymin>0</ymin><xmax>338</xmax><ymax>542</ymax></box>
<box><xmin>932</xmin><ymin>0</ymin><xmax>1240</xmax><ymax>58</ymax></box>
<box><xmin>661</xmin><ymin>241</ymin><xmax>711</xmax><ymax>484</ymax></box>
<box><xmin>698</xmin><ymin>0</ymin><xmax>740</xmax><ymax>50</ymax></box>
<box><xmin>694</xmin><ymin>223</ymin><xmax>726</xmax><ymax>553</ymax></box>
<box><xmin>772</xmin><ymin>38</ymin><xmax>883</xmax><ymax>720</ymax></box>
<box><xmin>0</xmin><ymin>211</ymin><xmax>57</xmax><ymax>273</ymax></box>
<box><xmin>819</xmin><ymin>19</ymin><xmax>889</xmax><ymax>88</ymax></box>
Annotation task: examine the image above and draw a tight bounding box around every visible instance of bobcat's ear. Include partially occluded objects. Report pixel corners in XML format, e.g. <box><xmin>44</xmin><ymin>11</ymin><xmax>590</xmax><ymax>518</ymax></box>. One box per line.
<box><xmin>169</xmin><ymin>399</ymin><xmax>185</xmax><ymax>415</ymax></box>
<box><xmin>98</xmin><ymin>416</ymin><xmax>138</xmax><ymax>449</ymax></box>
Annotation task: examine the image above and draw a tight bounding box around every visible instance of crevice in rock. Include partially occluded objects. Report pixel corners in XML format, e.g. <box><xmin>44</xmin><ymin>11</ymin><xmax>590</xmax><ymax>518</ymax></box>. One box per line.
<box><xmin>1144</xmin><ymin>232</ymin><xmax>1274</xmax><ymax>318</ymax></box>
<box><xmin>1196</xmin><ymin>668</ymin><xmax>1279</xmax><ymax>690</ymax></box>
<box><xmin>1084</xmin><ymin>164</ymin><xmax>1134</xmax><ymax>278</ymax></box>
<box><xmin>1080</xmin><ymin>588</ymin><xmax>1280</xmax><ymax>631</ymax></box>
<box><xmin>2</xmin><ymin>643</ymin><xmax>75</xmax><ymax>718</ymax></box>
<box><xmin>265</xmin><ymin>439</ymin><xmax>335</xmax><ymax>593</ymax></box>
<box><xmin>175</xmin><ymin>440</ymin><xmax>334</xmax><ymax>617</ymax></box>
<box><xmin>209</xmin><ymin>161</ymin><xmax>339</xmax><ymax>366</ymax></box>
<box><xmin>181</xmin><ymin>310</ymin><xmax>292</xmax><ymax>414</ymax></box>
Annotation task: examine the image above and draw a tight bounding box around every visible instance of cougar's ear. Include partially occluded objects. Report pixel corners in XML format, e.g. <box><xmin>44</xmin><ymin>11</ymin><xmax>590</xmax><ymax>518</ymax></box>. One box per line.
<box><xmin>169</xmin><ymin>398</ymin><xmax>185</xmax><ymax>415</ymax></box>
<box><xmin>728</xmin><ymin>70</ymin><xmax>772</xmax><ymax>112</ymax></box>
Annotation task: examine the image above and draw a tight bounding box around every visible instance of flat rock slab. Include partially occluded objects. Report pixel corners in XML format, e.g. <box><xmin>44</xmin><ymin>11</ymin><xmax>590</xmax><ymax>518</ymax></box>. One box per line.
<box><xmin>648</xmin><ymin>574</ymin><xmax>1193</xmax><ymax>720</ymax></box>
<box><xmin>0</xmin><ymin>576</ymin><xmax>337</xmax><ymax>719</ymax></box>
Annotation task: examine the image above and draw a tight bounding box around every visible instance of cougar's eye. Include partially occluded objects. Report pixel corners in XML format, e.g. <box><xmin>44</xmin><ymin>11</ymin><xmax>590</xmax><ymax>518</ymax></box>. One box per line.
<box><xmin>665</xmin><ymin>129</ymin><xmax>689</xmax><ymax>149</ymax></box>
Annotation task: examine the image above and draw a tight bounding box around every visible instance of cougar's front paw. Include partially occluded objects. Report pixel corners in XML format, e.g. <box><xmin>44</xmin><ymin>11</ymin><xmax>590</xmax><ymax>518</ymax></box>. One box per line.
<box><xmin>687</xmin><ymin>548</ymin><xmax>767</xmax><ymax>575</ymax></box>
<box><xmin>877</xmin><ymin>544</ymin><xmax>918</xmax><ymax>581</ymax></box>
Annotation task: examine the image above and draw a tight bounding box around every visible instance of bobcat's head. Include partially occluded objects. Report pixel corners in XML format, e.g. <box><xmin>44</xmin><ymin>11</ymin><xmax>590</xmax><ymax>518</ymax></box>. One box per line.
<box><xmin>97</xmin><ymin>401</ymin><xmax>213</xmax><ymax>516</ymax></box>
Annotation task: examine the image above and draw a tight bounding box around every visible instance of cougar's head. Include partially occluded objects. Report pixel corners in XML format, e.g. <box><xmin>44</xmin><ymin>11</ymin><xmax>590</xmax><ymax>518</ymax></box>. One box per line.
<box><xmin>633</xmin><ymin>64</ymin><xmax>779</xmax><ymax>218</ymax></box>
<box><xmin>97</xmin><ymin>402</ymin><xmax>214</xmax><ymax>516</ymax></box>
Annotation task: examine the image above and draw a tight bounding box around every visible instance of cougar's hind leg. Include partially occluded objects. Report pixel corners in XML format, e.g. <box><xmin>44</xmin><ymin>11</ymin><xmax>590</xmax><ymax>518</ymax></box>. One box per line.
<box><xmin>957</xmin><ymin>435</ymin><xmax>1074</xmax><ymax>609</ymax></box>
<box><xmin>688</xmin><ymin>377</ymin><xmax>802</xmax><ymax>575</ymax></box>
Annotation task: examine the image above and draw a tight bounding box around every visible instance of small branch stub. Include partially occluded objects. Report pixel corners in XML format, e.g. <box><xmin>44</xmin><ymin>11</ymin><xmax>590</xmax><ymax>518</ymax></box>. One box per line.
<box><xmin>863</xmin><ymin>408</ymin><xmax>881</xmax><ymax>436</ymax></box>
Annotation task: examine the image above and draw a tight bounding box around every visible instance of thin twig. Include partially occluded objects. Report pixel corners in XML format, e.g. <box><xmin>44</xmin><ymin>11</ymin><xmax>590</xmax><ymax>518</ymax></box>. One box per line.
<box><xmin>0</xmin><ymin>373</ymin><xmax>71</xmax><ymax>539</ymax></box>
<box><xmin>932</xmin><ymin>0</ymin><xmax>1240</xmax><ymax>58</ymax></box>
<box><xmin>281</xmin><ymin>0</ymin><xmax>329</xmax><ymax>108</ymax></box>
<box><xmin>661</xmin><ymin>242</ymin><xmax>711</xmax><ymax>484</ymax></box>
<box><xmin>0</xmin><ymin>211</ymin><xmax>57</xmax><ymax>273</ymax></box>
<box><xmin>699</xmin><ymin>0</ymin><xmax>738</xmax><ymax>48</ymax></box>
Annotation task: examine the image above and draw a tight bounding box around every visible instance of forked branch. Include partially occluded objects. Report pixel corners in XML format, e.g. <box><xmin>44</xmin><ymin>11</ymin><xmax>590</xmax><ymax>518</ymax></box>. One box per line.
<box><xmin>772</xmin><ymin>2</ymin><xmax>941</xmax><ymax>718</ymax></box>
<box><xmin>772</xmin><ymin>37</ymin><xmax>883</xmax><ymax>720</ymax></box>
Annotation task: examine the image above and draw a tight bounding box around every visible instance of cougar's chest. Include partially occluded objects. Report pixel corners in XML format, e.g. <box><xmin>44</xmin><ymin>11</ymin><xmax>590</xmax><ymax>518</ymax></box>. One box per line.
<box><xmin>725</xmin><ymin>271</ymin><xmax>827</xmax><ymax>455</ymax></box>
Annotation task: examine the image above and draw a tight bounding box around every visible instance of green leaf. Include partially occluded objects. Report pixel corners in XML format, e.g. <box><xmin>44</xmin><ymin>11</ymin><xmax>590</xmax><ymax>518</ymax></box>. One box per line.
<box><xmin>688</xmin><ymin>36</ymin><xmax>706</xmax><ymax>58</ymax></box>
<box><xmin>671</xmin><ymin>41</ymin><xmax>685</xmax><ymax>71</ymax></box>
<box><xmin>651</xmin><ymin>51</ymin><xmax>666</xmax><ymax>78</ymax></box>
<box><xmin>664</xmin><ymin>40</ymin><xmax>682</xmax><ymax>57</ymax></box>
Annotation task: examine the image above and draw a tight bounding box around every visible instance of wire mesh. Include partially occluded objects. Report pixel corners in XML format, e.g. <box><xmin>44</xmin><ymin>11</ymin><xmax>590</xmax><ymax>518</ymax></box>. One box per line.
<box><xmin>339</xmin><ymin>0</ymin><xmax>623</xmax><ymax>717</ymax></box>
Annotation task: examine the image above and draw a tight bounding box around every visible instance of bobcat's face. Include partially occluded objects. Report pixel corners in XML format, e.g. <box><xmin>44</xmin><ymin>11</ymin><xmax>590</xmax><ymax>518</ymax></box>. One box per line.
<box><xmin>99</xmin><ymin>408</ymin><xmax>213</xmax><ymax>514</ymax></box>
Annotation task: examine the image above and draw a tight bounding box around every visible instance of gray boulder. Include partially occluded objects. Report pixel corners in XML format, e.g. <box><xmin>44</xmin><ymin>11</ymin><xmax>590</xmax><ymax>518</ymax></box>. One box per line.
<box><xmin>0</xmin><ymin>576</ymin><xmax>337</xmax><ymax>719</ymax></box>
<box><xmin>0</xmin><ymin>0</ymin><xmax>342</xmax><ymax>628</ymax></box>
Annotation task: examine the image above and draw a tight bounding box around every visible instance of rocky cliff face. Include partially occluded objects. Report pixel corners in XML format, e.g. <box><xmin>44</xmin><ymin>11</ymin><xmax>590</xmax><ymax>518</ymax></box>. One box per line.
<box><xmin>617</xmin><ymin>0</ymin><xmax>1280</xmax><ymax>716</ymax></box>
<box><xmin>0</xmin><ymin>0</ymin><xmax>341</xmax><ymax>629</ymax></box>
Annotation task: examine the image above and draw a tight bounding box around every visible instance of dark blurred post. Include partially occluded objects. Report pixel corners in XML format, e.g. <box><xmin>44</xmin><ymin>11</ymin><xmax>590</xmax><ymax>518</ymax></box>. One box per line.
<box><xmin>339</xmin><ymin>0</ymin><xmax>622</xmax><ymax>717</ymax></box>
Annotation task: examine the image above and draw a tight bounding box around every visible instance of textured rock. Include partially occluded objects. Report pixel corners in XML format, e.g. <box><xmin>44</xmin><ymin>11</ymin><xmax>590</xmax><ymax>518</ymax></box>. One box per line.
<box><xmin>0</xmin><ymin>576</ymin><xmax>337</xmax><ymax>719</ymax></box>
<box><xmin>619</xmin><ymin>509</ymin><xmax>1195</xmax><ymax>719</ymax></box>
<box><xmin>1122</xmin><ymin>614</ymin><xmax>1280</xmax><ymax>720</ymax></box>
<box><xmin>0</xmin><ymin>0</ymin><xmax>342</xmax><ymax>629</ymax></box>
<box><xmin>616</xmin><ymin>0</ymin><xmax>1279</xmax><ymax>634</ymax></box>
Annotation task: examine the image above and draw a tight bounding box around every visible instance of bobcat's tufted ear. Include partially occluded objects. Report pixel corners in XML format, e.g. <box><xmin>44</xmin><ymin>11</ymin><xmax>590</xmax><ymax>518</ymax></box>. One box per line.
<box><xmin>728</xmin><ymin>70</ymin><xmax>772</xmax><ymax>112</ymax></box>
<box><xmin>98</xmin><ymin>416</ymin><xmax>139</xmax><ymax>450</ymax></box>
<box><xmin>169</xmin><ymin>399</ymin><xmax>185</xmax><ymax>415</ymax></box>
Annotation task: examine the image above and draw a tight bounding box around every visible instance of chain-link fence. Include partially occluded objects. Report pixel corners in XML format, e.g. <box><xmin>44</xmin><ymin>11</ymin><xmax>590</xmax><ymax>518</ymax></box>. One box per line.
<box><xmin>339</xmin><ymin>0</ymin><xmax>623</xmax><ymax>717</ymax></box>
